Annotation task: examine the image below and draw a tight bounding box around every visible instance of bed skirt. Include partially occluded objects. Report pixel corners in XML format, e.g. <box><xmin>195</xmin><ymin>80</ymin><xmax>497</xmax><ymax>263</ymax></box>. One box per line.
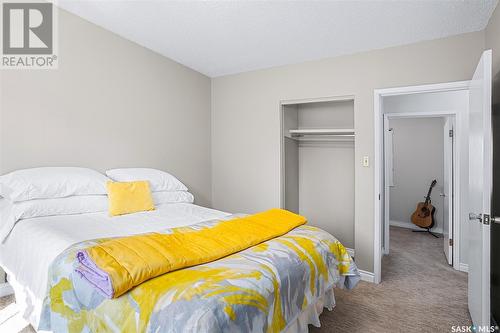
<box><xmin>3</xmin><ymin>268</ymin><xmax>44</xmax><ymax>330</ymax></box>
<box><xmin>283</xmin><ymin>287</ymin><xmax>336</xmax><ymax>333</ymax></box>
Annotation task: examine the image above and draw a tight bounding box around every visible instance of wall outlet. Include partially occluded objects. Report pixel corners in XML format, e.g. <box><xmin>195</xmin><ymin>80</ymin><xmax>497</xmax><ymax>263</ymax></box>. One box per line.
<box><xmin>363</xmin><ymin>156</ymin><xmax>369</xmax><ymax>167</ymax></box>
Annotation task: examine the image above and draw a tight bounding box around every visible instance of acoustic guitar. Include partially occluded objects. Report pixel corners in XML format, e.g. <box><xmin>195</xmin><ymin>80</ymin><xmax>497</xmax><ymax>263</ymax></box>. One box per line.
<box><xmin>411</xmin><ymin>180</ymin><xmax>437</xmax><ymax>230</ymax></box>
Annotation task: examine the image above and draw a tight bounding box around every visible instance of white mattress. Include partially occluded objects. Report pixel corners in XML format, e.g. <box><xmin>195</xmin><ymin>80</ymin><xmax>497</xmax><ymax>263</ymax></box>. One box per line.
<box><xmin>0</xmin><ymin>203</ymin><xmax>230</xmax><ymax>327</ymax></box>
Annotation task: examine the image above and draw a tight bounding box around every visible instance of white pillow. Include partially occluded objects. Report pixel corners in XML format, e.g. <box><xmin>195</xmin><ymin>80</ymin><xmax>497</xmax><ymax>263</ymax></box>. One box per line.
<box><xmin>153</xmin><ymin>191</ymin><xmax>194</xmax><ymax>205</ymax></box>
<box><xmin>0</xmin><ymin>167</ymin><xmax>110</xmax><ymax>202</ymax></box>
<box><xmin>0</xmin><ymin>191</ymin><xmax>194</xmax><ymax>242</ymax></box>
<box><xmin>0</xmin><ymin>195</ymin><xmax>108</xmax><ymax>242</ymax></box>
<box><xmin>10</xmin><ymin>195</ymin><xmax>108</xmax><ymax>221</ymax></box>
<box><xmin>105</xmin><ymin>168</ymin><xmax>188</xmax><ymax>192</ymax></box>
<box><xmin>6</xmin><ymin>191</ymin><xmax>193</xmax><ymax>222</ymax></box>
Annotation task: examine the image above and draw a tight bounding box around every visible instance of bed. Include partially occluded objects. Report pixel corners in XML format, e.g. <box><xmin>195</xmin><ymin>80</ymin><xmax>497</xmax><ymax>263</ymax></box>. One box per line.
<box><xmin>0</xmin><ymin>168</ymin><xmax>360</xmax><ymax>333</ymax></box>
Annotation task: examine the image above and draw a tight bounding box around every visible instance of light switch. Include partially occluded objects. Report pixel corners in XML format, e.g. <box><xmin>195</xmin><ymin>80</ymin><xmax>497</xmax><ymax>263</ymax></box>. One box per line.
<box><xmin>363</xmin><ymin>156</ymin><xmax>369</xmax><ymax>167</ymax></box>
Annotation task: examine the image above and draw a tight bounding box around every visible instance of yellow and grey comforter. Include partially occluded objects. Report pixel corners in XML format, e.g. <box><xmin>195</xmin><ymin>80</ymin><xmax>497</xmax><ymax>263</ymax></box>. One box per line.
<box><xmin>75</xmin><ymin>209</ymin><xmax>307</xmax><ymax>299</ymax></box>
<box><xmin>39</xmin><ymin>211</ymin><xmax>360</xmax><ymax>333</ymax></box>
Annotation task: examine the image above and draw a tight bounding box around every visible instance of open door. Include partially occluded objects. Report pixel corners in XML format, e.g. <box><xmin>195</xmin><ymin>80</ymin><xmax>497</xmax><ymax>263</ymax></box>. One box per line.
<box><xmin>443</xmin><ymin>117</ymin><xmax>454</xmax><ymax>265</ymax></box>
<box><xmin>468</xmin><ymin>50</ymin><xmax>492</xmax><ymax>327</ymax></box>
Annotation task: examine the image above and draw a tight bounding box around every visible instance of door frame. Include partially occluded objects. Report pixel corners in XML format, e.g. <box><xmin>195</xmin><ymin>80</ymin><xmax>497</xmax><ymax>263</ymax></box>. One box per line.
<box><xmin>373</xmin><ymin>80</ymin><xmax>470</xmax><ymax>284</ymax></box>
<box><xmin>443</xmin><ymin>116</ymin><xmax>456</xmax><ymax>265</ymax></box>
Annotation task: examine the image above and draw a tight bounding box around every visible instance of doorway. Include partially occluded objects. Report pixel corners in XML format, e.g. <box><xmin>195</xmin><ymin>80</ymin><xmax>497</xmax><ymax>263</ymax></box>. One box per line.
<box><xmin>374</xmin><ymin>50</ymin><xmax>493</xmax><ymax>328</ymax></box>
<box><xmin>373</xmin><ymin>82</ymin><xmax>471</xmax><ymax>284</ymax></box>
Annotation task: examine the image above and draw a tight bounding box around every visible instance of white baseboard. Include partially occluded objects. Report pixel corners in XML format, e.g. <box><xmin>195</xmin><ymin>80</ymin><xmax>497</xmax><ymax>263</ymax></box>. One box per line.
<box><xmin>459</xmin><ymin>263</ymin><xmax>468</xmax><ymax>273</ymax></box>
<box><xmin>358</xmin><ymin>269</ymin><xmax>375</xmax><ymax>283</ymax></box>
<box><xmin>347</xmin><ymin>248</ymin><xmax>373</xmax><ymax>283</ymax></box>
<box><xmin>346</xmin><ymin>247</ymin><xmax>355</xmax><ymax>258</ymax></box>
<box><xmin>389</xmin><ymin>220</ymin><xmax>443</xmax><ymax>234</ymax></box>
<box><xmin>0</xmin><ymin>282</ymin><xmax>13</xmax><ymax>297</ymax></box>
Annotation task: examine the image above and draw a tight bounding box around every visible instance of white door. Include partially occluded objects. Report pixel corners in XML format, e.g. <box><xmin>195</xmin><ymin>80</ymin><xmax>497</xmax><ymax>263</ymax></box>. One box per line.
<box><xmin>442</xmin><ymin>117</ymin><xmax>454</xmax><ymax>265</ymax></box>
<box><xmin>468</xmin><ymin>50</ymin><xmax>492</xmax><ymax>327</ymax></box>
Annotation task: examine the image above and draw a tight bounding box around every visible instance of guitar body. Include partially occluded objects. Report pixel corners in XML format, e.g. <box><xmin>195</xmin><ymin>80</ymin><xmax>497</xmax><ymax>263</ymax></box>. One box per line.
<box><xmin>411</xmin><ymin>179</ymin><xmax>437</xmax><ymax>229</ymax></box>
<box><xmin>411</xmin><ymin>202</ymin><xmax>435</xmax><ymax>228</ymax></box>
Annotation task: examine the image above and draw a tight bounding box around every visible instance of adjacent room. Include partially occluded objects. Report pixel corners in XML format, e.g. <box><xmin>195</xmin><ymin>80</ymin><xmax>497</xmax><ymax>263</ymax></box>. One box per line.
<box><xmin>0</xmin><ymin>1</ymin><xmax>499</xmax><ymax>332</ymax></box>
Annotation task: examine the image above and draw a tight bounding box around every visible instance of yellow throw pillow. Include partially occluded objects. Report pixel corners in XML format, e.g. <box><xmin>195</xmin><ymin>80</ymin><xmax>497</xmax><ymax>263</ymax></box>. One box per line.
<box><xmin>107</xmin><ymin>181</ymin><xmax>155</xmax><ymax>216</ymax></box>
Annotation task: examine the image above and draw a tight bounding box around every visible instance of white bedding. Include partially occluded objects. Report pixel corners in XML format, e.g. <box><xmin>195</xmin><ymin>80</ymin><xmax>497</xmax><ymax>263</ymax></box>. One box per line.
<box><xmin>0</xmin><ymin>203</ymin><xmax>230</xmax><ymax>327</ymax></box>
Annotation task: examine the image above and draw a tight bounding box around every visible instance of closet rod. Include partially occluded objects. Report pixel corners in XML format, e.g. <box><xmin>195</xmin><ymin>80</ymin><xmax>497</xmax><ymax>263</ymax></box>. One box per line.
<box><xmin>289</xmin><ymin>128</ymin><xmax>355</xmax><ymax>136</ymax></box>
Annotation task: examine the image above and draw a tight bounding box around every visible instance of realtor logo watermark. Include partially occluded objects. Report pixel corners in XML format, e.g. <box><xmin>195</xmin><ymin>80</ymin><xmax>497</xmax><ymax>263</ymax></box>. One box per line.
<box><xmin>452</xmin><ymin>325</ymin><xmax>499</xmax><ymax>332</ymax></box>
<box><xmin>1</xmin><ymin>0</ymin><xmax>58</xmax><ymax>69</ymax></box>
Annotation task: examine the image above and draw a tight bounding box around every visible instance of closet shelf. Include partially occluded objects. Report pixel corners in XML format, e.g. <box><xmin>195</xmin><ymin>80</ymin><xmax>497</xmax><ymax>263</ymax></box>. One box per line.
<box><xmin>289</xmin><ymin>128</ymin><xmax>355</xmax><ymax>137</ymax></box>
<box><xmin>295</xmin><ymin>136</ymin><xmax>354</xmax><ymax>142</ymax></box>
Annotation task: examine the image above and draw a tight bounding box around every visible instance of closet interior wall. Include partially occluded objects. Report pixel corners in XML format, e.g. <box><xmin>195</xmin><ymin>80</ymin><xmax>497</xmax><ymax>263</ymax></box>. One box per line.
<box><xmin>282</xmin><ymin>99</ymin><xmax>355</xmax><ymax>249</ymax></box>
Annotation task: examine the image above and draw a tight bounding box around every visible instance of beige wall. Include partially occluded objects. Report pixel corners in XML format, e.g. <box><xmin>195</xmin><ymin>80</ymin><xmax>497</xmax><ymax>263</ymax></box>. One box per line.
<box><xmin>0</xmin><ymin>8</ymin><xmax>213</xmax><ymax>206</ymax></box>
<box><xmin>299</xmin><ymin>143</ymin><xmax>355</xmax><ymax>248</ymax></box>
<box><xmin>487</xmin><ymin>3</ymin><xmax>500</xmax><ymax>105</ymax></box>
<box><xmin>0</xmin><ymin>4</ymin><xmax>496</xmax><ymax>279</ymax></box>
<box><xmin>211</xmin><ymin>32</ymin><xmax>485</xmax><ymax>272</ymax></box>
<box><xmin>388</xmin><ymin>118</ymin><xmax>444</xmax><ymax>232</ymax></box>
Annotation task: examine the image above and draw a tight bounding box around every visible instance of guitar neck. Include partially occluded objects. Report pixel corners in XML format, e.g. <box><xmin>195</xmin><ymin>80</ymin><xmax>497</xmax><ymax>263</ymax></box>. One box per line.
<box><xmin>425</xmin><ymin>181</ymin><xmax>437</xmax><ymax>203</ymax></box>
<box><xmin>425</xmin><ymin>189</ymin><xmax>432</xmax><ymax>203</ymax></box>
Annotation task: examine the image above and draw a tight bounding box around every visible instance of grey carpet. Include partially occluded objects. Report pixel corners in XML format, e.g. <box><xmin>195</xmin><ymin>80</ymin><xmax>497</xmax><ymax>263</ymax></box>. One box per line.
<box><xmin>1</xmin><ymin>226</ymin><xmax>470</xmax><ymax>333</ymax></box>
<box><xmin>311</xmin><ymin>226</ymin><xmax>471</xmax><ymax>333</ymax></box>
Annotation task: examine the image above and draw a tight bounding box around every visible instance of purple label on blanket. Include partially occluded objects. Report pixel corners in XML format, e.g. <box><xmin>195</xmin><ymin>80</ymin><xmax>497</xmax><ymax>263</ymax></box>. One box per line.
<box><xmin>75</xmin><ymin>250</ymin><xmax>114</xmax><ymax>298</ymax></box>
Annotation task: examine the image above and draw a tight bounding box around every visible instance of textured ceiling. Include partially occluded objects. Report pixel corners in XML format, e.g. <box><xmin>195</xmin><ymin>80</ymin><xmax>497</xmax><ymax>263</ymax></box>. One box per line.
<box><xmin>58</xmin><ymin>0</ymin><xmax>498</xmax><ymax>77</ymax></box>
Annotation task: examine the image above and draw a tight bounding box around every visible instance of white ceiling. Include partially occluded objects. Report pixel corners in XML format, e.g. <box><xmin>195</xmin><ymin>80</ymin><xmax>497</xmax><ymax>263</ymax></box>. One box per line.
<box><xmin>58</xmin><ymin>0</ymin><xmax>498</xmax><ymax>77</ymax></box>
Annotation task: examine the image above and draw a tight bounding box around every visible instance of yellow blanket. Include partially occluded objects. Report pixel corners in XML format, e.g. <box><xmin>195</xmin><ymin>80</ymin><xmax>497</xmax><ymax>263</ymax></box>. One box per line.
<box><xmin>82</xmin><ymin>208</ymin><xmax>306</xmax><ymax>298</ymax></box>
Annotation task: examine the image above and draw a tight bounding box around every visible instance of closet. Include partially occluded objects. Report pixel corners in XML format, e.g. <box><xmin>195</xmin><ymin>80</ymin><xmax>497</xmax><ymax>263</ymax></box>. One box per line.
<box><xmin>281</xmin><ymin>97</ymin><xmax>355</xmax><ymax>249</ymax></box>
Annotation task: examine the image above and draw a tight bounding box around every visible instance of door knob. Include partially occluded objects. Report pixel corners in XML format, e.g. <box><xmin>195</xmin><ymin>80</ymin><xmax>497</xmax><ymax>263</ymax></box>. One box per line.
<box><xmin>439</xmin><ymin>193</ymin><xmax>446</xmax><ymax>197</ymax></box>
<box><xmin>469</xmin><ymin>213</ymin><xmax>500</xmax><ymax>225</ymax></box>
